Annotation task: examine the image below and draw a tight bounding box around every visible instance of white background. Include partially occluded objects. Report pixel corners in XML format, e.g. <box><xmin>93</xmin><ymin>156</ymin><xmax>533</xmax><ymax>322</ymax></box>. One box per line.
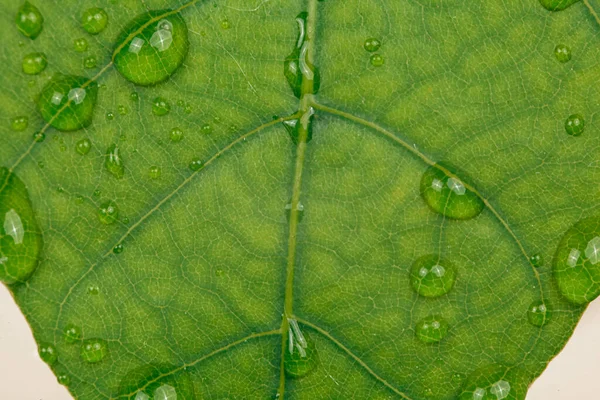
<box><xmin>1</xmin><ymin>284</ymin><xmax>599</xmax><ymax>399</ymax></box>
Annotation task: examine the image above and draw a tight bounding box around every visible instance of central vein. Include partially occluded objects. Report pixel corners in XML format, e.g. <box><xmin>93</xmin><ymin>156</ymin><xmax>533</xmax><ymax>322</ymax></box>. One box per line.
<box><xmin>277</xmin><ymin>0</ymin><xmax>319</xmax><ymax>397</ymax></box>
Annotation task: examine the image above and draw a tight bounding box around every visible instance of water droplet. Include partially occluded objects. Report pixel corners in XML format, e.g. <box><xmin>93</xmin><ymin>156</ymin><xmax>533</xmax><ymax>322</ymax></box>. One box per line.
<box><xmin>98</xmin><ymin>200</ymin><xmax>119</xmax><ymax>224</ymax></box>
<box><xmin>201</xmin><ymin>123</ymin><xmax>213</xmax><ymax>134</ymax></box>
<box><xmin>364</xmin><ymin>38</ymin><xmax>381</xmax><ymax>52</ymax></box>
<box><xmin>553</xmin><ymin>216</ymin><xmax>600</xmax><ymax>304</ymax></box>
<box><xmin>37</xmin><ymin>74</ymin><xmax>98</xmax><ymax>131</ymax></box>
<box><xmin>11</xmin><ymin>116</ymin><xmax>29</xmax><ymax>131</ymax></box>
<box><xmin>117</xmin><ymin>363</ymin><xmax>195</xmax><ymax>399</ymax></box>
<box><xmin>37</xmin><ymin>161</ymin><xmax>45</xmax><ymax>169</ymax></box>
<box><xmin>554</xmin><ymin>44</ymin><xmax>571</xmax><ymax>63</ymax></box>
<box><xmin>527</xmin><ymin>301</ymin><xmax>551</xmax><ymax>327</ymax></box>
<box><xmin>76</xmin><ymin>138</ymin><xmax>92</xmax><ymax>155</ymax></box>
<box><xmin>106</xmin><ymin>111</ymin><xmax>115</xmax><ymax>120</ymax></box>
<box><xmin>38</xmin><ymin>342</ymin><xmax>57</xmax><ymax>365</ymax></box>
<box><xmin>370</xmin><ymin>54</ymin><xmax>385</xmax><ymax>67</ymax></box>
<box><xmin>539</xmin><ymin>0</ymin><xmax>581</xmax><ymax>11</ymax></box>
<box><xmin>130</xmin><ymin>92</ymin><xmax>139</xmax><ymax>101</ymax></box>
<box><xmin>80</xmin><ymin>338</ymin><xmax>107</xmax><ymax>363</ymax></box>
<box><xmin>285</xmin><ymin>199</ymin><xmax>305</xmax><ymax>222</ymax></box>
<box><xmin>221</xmin><ymin>19</ymin><xmax>231</xmax><ymax>29</ymax></box>
<box><xmin>149</xmin><ymin>166</ymin><xmax>161</xmax><ymax>179</ymax></box>
<box><xmin>169</xmin><ymin>127</ymin><xmax>183</xmax><ymax>142</ymax></box>
<box><xmin>84</xmin><ymin>55</ymin><xmax>97</xmax><ymax>69</ymax></box>
<box><xmin>189</xmin><ymin>158</ymin><xmax>204</xmax><ymax>171</ymax></box>
<box><xmin>93</xmin><ymin>190</ymin><xmax>101</xmax><ymax>198</ymax></box>
<box><xmin>63</xmin><ymin>324</ymin><xmax>81</xmax><ymax>344</ymax></box>
<box><xmin>0</xmin><ymin>168</ymin><xmax>43</xmax><ymax>284</ymax></box>
<box><xmin>184</xmin><ymin>104</ymin><xmax>192</xmax><ymax>114</ymax></box>
<box><xmin>565</xmin><ymin>114</ymin><xmax>584</xmax><ymax>136</ymax></box>
<box><xmin>57</xmin><ymin>373</ymin><xmax>71</xmax><ymax>386</ymax></box>
<box><xmin>16</xmin><ymin>1</ymin><xmax>44</xmax><ymax>39</ymax></box>
<box><xmin>87</xmin><ymin>284</ymin><xmax>100</xmax><ymax>295</ymax></box>
<box><xmin>415</xmin><ymin>315</ymin><xmax>448</xmax><ymax>344</ymax></box>
<box><xmin>81</xmin><ymin>7</ymin><xmax>108</xmax><ymax>35</ymax></box>
<box><xmin>114</xmin><ymin>10</ymin><xmax>189</xmax><ymax>86</ymax></box>
<box><xmin>105</xmin><ymin>144</ymin><xmax>124</xmax><ymax>179</ymax></box>
<box><xmin>284</xmin><ymin>12</ymin><xmax>320</xmax><ymax>98</ymax></box>
<box><xmin>529</xmin><ymin>254</ymin><xmax>542</xmax><ymax>268</ymax></box>
<box><xmin>458</xmin><ymin>365</ymin><xmax>523</xmax><ymax>400</ymax></box>
<box><xmin>73</xmin><ymin>37</ymin><xmax>89</xmax><ymax>52</ymax></box>
<box><xmin>155</xmin><ymin>385</ymin><xmax>177</xmax><ymax>399</ymax></box>
<box><xmin>410</xmin><ymin>254</ymin><xmax>456</xmax><ymax>298</ymax></box>
<box><xmin>112</xmin><ymin>243</ymin><xmax>124</xmax><ymax>254</ymax></box>
<box><xmin>285</xmin><ymin>322</ymin><xmax>318</xmax><ymax>378</ymax></box>
<box><xmin>22</xmin><ymin>52</ymin><xmax>47</xmax><ymax>75</ymax></box>
<box><xmin>152</xmin><ymin>97</ymin><xmax>170</xmax><ymax>116</ymax></box>
<box><xmin>420</xmin><ymin>163</ymin><xmax>484</xmax><ymax>220</ymax></box>
<box><xmin>33</xmin><ymin>131</ymin><xmax>45</xmax><ymax>142</ymax></box>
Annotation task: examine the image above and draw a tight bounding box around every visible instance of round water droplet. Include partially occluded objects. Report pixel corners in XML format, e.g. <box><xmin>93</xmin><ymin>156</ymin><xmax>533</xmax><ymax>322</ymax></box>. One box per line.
<box><xmin>130</xmin><ymin>92</ymin><xmax>139</xmax><ymax>101</ymax></box>
<box><xmin>73</xmin><ymin>37</ymin><xmax>88</xmax><ymax>52</ymax></box>
<box><xmin>420</xmin><ymin>163</ymin><xmax>484</xmax><ymax>220</ymax></box>
<box><xmin>16</xmin><ymin>1</ymin><xmax>44</xmax><ymax>39</ymax></box>
<box><xmin>63</xmin><ymin>324</ymin><xmax>82</xmax><ymax>344</ymax></box>
<box><xmin>553</xmin><ymin>216</ymin><xmax>600</xmax><ymax>304</ymax></box>
<box><xmin>33</xmin><ymin>131</ymin><xmax>45</xmax><ymax>142</ymax></box>
<box><xmin>0</xmin><ymin>168</ymin><xmax>43</xmax><ymax>284</ymax></box>
<box><xmin>57</xmin><ymin>373</ymin><xmax>71</xmax><ymax>386</ymax></box>
<box><xmin>416</xmin><ymin>315</ymin><xmax>448</xmax><ymax>344</ymax></box>
<box><xmin>152</xmin><ymin>97</ymin><xmax>170</xmax><ymax>116</ymax></box>
<box><xmin>285</xmin><ymin>330</ymin><xmax>319</xmax><ymax>378</ymax></box>
<box><xmin>38</xmin><ymin>342</ymin><xmax>57</xmax><ymax>365</ymax></box>
<box><xmin>76</xmin><ymin>138</ymin><xmax>92</xmax><ymax>155</ymax></box>
<box><xmin>364</xmin><ymin>37</ymin><xmax>381</xmax><ymax>52</ymax></box>
<box><xmin>11</xmin><ymin>116</ymin><xmax>29</xmax><ymax>131</ymax></box>
<box><xmin>118</xmin><ymin>105</ymin><xmax>128</xmax><ymax>115</ymax></box>
<box><xmin>565</xmin><ymin>114</ymin><xmax>584</xmax><ymax>136</ymax></box>
<box><xmin>189</xmin><ymin>158</ymin><xmax>203</xmax><ymax>171</ymax></box>
<box><xmin>529</xmin><ymin>254</ymin><xmax>542</xmax><ymax>268</ymax></box>
<box><xmin>22</xmin><ymin>52</ymin><xmax>47</xmax><ymax>75</ymax></box>
<box><xmin>37</xmin><ymin>74</ymin><xmax>98</xmax><ymax>131</ymax></box>
<box><xmin>113</xmin><ymin>10</ymin><xmax>189</xmax><ymax>86</ymax></box>
<box><xmin>87</xmin><ymin>284</ymin><xmax>100</xmax><ymax>295</ymax></box>
<box><xmin>201</xmin><ymin>123</ymin><xmax>213</xmax><ymax>134</ymax></box>
<box><xmin>117</xmin><ymin>363</ymin><xmax>195</xmax><ymax>399</ymax></box>
<box><xmin>113</xmin><ymin>243</ymin><xmax>124</xmax><ymax>254</ymax></box>
<box><xmin>221</xmin><ymin>19</ymin><xmax>231</xmax><ymax>29</ymax></box>
<box><xmin>81</xmin><ymin>338</ymin><xmax>107</xmax><ymax>363</ymax></box>
<box><xmin>410</xmin><ymin>254</ymin><xmax>456</xmax><ymax>298</ymax></box>
<box><xmin>84</xmin><ymin>55</ymin><xmax>97</xmax><ymax>69</ymax></box>
<box><xmin>106</xmin><ymin>111</ymin><xmax>115</xmax><ymax>120</ymax></box>
<box><xmin>98</xmin><ymin>200</ymin><xmax>119</xmax><ymax>224</ymax></box>
<box><xmin>539</xmin><ymin>0</ymin><xmax>581</xmax><ymax>11</ymax></box>
<box><xmin>149</xmin><ymin>166</ymin><xmax>161</xmax><ymax>179</ymax></box>
<box><xmin>169</xmin><ymin>127</ymin><xmax>183</xmax><ymax>142</ymax></box>
<box><xmin>554</xmin><ymin>44</ymin><xmax>571</xmax><ymax>63</ymax></box>
<box><xmin>370</xmin><ymin>54</ymin><xmax>384</xmax><ymax>67</ymax></box>
<box><xmin>527</xmin><ymin>301</ymin><xmax>551</xmax><ymax>327</ymax></box>
<box><xmin>458</xmin><ymin>364</ymin><xmax>524</xmax><ymax>400</ymax></box>
<box><xmin>105</xmin><ymin>144</ymin><xmax>125</xmax><ymax>179</ymax></box>
<box><xmin>81</xmin><ymin>7</ymin><xmax>108</xmax><ymax>35</ymax></box>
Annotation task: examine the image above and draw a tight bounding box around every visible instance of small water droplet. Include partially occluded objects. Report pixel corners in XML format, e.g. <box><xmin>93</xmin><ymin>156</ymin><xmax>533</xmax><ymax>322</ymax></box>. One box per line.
<box><xmin>93</xmin><ymin>189</ymin><xmax>101</xmax><ymax>197</ymax></box>
<box><xmin>22</xmin><ymin>52</ymin><xmax>47</xmax><ymax>75</ymax></box>
<box><xmin>87</xmin><ymin>284</ymin><xmax>100</xmax><ymax>295</ymax></box>
<box><xmin>81</xmin><ymin>7</ymin><xmax>108</xmax><ymax>35</ymax></box>
<box><xmin>221</xmin><ymin>19</ymin><xmax>231</xmax><ymax>29</ymax></box>
<box><xmin>11</xmin><ymin>116</ymin><xmax>29</xmax><ymax>131</ymax></box>
<box><xmin>80</xmin><ymin>338</ymin><xmax>108</xmax><ymax>363</ymax></box>
<box><xmin>284</xmin><ymin>12</ymin><xmax>320</xmax><ymax>98</ymax></box>
<box><xmin>410</xmin><ymin>255</ymin><xmax>456</xmax><ymax>298</ymax></box>
<box><xmin>189</xmin><ymin>158</ymin><xmax>204</xmax><ymax>171</ymax></box>
<box><xmin>57</xmin><ymin>373</ymin><xmax>71</xmax><ymax>386</ymax></box>
<box><xmin>38</xmin><ymin>343</ymin><xmax>57</xmax><ymax>365</ymax></box>
<box><xmin>565</xmin><ymin>114</ymin><xmax>584</xmax><ymax>136</ymax></box>
<box><xmin>130</xmin><ymin>92</ymin><xmax>139</xmax><ymax>101</ymax></box>
<box><xmin>105</xmin><ymin>144</ymin><xmax>125</xmax><ymax>179</ymax></box>
<box><xmin>76</xmin><ymin>138</ymin><xmax>92</xmax><ymax>155</ymax></box>
<box><xmin>370</xmin><ymin>54</ymin><xmax>385</xmax><ymax>67</ymax></box>
<box><xmin>458</xmin><ymin>365</ymin><xmax>521</xmax><ymax>400</ymax></box>
<box><xmin>416</xmin><ymin>315</ymin><xmax>448</xmax><ymax>343</ymax></box>
<box><xmin>149</xmin><ymin>166</ymin><xmax>161</xmax><ymax>179</ymax></box>
<box><xmin>63</xmin><ymin>324</ymin><xmax>82</xmax><ymax>344</ymax></box>
<box><xmin>530</xmin><ymin>254</ymin><xmax>542</xmax><ymax>268</ymax></box>
<box><xmin>73</xmin><ymin>37</ymin><xmax>89</xmax><ymax>52</ymax></box>
<box><xmin>118</xmin><ymin>105</ymin><xmax>128</xmax><ymax>115</ymax></box>
<box><xmin>106</xmin><ymin>111</ymin><xmax>115</xmax><ymax>120</ymax></box>
<box><xmin>184</xmin><ymin>103</ymin><xmax>192</xmax><ymax>114</ymax></box>
<box><xmin>527</xmin><ymin>301</ymin><xmax>551</xmax><ymax>327</ymax></box>
<box><xmin>33</xmin><ymin>131</ymin><xmax>45</xmax><ymax>142</ymax></box>
<box><xmin>98</xmin><ymin>200</ymin><xmax>119</xmax><ymax>224</ymax></box>
<box><xmin>169</xmin><ymin>127</ymin><xmax>184</xmax><ymax>142</ymax></box>
<box><xmin>201</xmin><ymin>123</ymin><xmax>213</xmax><ymax>134</ymax></box>
<box><xmin>364</xmin><ymin>37</ymin><xmax>381</xmax><ymax>52</ymax></box>
<box><xmin>539</xmin><ymin>0</ymin><xmax>581</xmax><ymax>12</ymax></box>
<box><xmin>84</xmin><ymin>55</ymin><xmax>97</xmax><ymax>69</ymax></box>
<box><xmin>113</xmin><ymin>243</ymin><xmax>124</xmax><ymax>254</ymax></box>
<box><xmin>152</xmin><ymin>97</ymin><xmax>170</xmax><ymax>116</ymax></box>
<box><xmin>285</xmin><ymin>199</ymin><xmax>305</xmax><ymax>222</ymax></box>
<box><xmin>75</xmin><ymin>195</ymin><xmax>84</xmax><ymax>204</ymax></box>
<box><xmin>37</xmin><ymin>161</ymin><xmax>45</xmax><ymax>169</ymax></box>
<box><xmin>554</xmin><ymin>44</ymin><xmax>571</xmax><ymax>63</ymax></box>
<box><xmin>16</xmin><ymin>1</ymin><xmax>44</xmax><ymax>39</ymax></box>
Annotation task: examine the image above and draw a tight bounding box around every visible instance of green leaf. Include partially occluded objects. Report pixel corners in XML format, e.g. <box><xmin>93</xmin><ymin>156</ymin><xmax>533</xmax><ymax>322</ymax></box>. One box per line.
<box><xmin>1</xmin><ymin>0</ymin><xmax>600</xmax><ymax>399</ymax></box>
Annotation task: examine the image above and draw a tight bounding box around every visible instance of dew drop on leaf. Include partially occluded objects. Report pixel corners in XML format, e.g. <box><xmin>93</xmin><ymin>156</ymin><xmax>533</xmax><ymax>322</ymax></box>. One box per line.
<box><xmin>98</xmin><ymin>200</ymin><xmax>119</xmax><ymax>224</ymax></box>
<box><xmin>76</xmin><ymin>138</ymin><xmax>92</xmax><ymax>155</ymax></box>
<box><xmin>284</xmin><ymin>322</ymin><xmax>318</xmax><ymax>378</ymax></box>
<box><xmin>201</xmin><ymin>123</ymin><xmax>213</xmax><ymax>134</ymax></box>
<box><xmin>63</xmin><ymin>324</ymin><xmax>82</xmax><ymax>344</ymax></box>
<box><xmin>81</xmin><ymin>7</ymin><xmax>108</xmax><ymax>35</ymax></box>
<box><xmin>415</xmin><ymin>315</ymin><xmax>448</xmax><ymax>343</ymax></box>
<box><xmin>420</xmin><ymin>163</ymin><xmax>484</xmax><ymax>220</ymax></box>
<box><xmin>152</xmin><ymin>97</ymin><xmax>170</xmax><ymax>116</ymax></box>
<box><xmin>105</xmin><ymin>144</ymin><xmax>125</xmax><ymax>179</ymax></box>
<box><xmin>80</xmin><ymin>338</ymin><xmax>108</xmax><ymax>363</ymax></box>
<box><xmin>529</xmin><ymin>254</ymin><xmax>542</xmax><ymax>268</ymax></box>
<box><xmin>37</xmin><ymin>74</ymin><xmax>98</xmax><ymax>131</ymax></box>
<box><xmin>118</xmin><ymin>363</ymin><xmax>195</xmax><ymax>399</ymax></box>
<box><xmin>84</xmin><ymin>55</ymin><xmax>97</xmax><ymax>69</ymax></box>
<box><xmin>285</xmin><ymin>199</ymin><xmax>304</xmax><ymax>222</ymax></box>
<box><xmin>538</xmin><ymin>0</ymin><xmax>581</xmax><ymax>11</ymax></box>
<box><xmin>554</xmin><ymin>44</ymin><xmax>571</xmax><ymax>63</ymax></box>
<box><xmin>169</xmin><ymin>127</ymin><xmax>183</xmax><ymax>142</ymax></box>
<box><xmin>22</xmin><ymin>52</ymin><xmax>47</xmax><ymax>75</ymax></box>
<box><xmin>113</xmin><ymin>243</ymin><xmax>124</xmax><ymax>254</ymax></box>
<box><xmin>565</xmin><ymin>113</ymin><xmax>584</xmax><ymax>136</ymax></box>
<box><xmin>38</xmin><ymin>342</ymin><xmax>57</xmax><ymax>365</ymax></box>
<box><xmin>527</xmin><ymin>301</ymin><xmax>551</xmax><ymax>327</ymax></box>
<box><xmin>114</xmin><ymin>10</ymin><xmax>189</xmax><ymax>86</ymax></box>
<box><xmin>149</xmin><ymin>166</ymin><xmax>161</xmax><ymax>179</ymax></box>
<box><xmin>87</xmin><ymin>284</ymin><xmax>100</xmax><ymax>295</ymax></box>
<box><xmin>106</xmin><ymin>111</ymin><xmax>115</xmax><ymax>120</ymax></box>
<box><xmin>73</xmin><ymin>37</ymin><xmax>89</xmax><ymax>52</ymax></box>
<box><xmin>284</xmin><ymin>12</ymin><xmax>320</xmax><ymax>98</ymax></box>
<box><xmin>118</xmin><ymin>105</ymin><xmax>128</xmax><ymax>115</ymax></box>
<box><xmin>33</xmin><ymin>131</ymin><xmax>45</xmax><ymax>142</ymax></box>
<box><xmin>458</xmin><ymin>364</ymin><xmax>524</xmax><ymax>400</ymax></box>
<box><xmin>188</xmin><ymin>158</ymin><xmax>204</xmax><ymax>171</ymax></box>
<box><xmin>410</xmin><ymin>254</ymin><xmax>456</xmax><ymax>298</ymax></box>
<box><xmin>0</xmin><ymin>168</ymin><xmax>42</xmax><ymax>284</ymax></box>
<box><xmin>57</xmin><ymin>373</ymin><xmax>71</xmax><ymax>386</ymax></box>
<box><xmin>10</xmin><ymin>116</ymin><xmax>29</xmax><ymax>131</ymax></box>
<box><xmin>15</xmin><ymin>1</ymin><xmax>44</xmax><ymax>39</ymax></box>
<box><xmin>364</xmin><ymin>37</ymin><xmax>381</xmax><ymax>52</ymax></box>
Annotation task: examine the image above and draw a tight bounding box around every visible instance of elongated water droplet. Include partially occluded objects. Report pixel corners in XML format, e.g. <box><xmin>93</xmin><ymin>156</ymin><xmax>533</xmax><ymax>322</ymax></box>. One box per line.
<box><xmin>554</xmin><ymin>44</ymin><xmax>571</xmax><ymax>63</ymax></box>
<box><xmin>63</xmin><ymin>324</ymin><xmax>82</xmax><ymax>344</ymax></box>
<box><xmin>152</xmin><ymin>97</ymin><xmax>170</xmax><ymax>116</ymax></box>
<box><xmin>114</xmin><ymin>10</ymin><xmax>189</xmax><ymax>86</ymax></box>
<box><xmin>410</xmin><ymin>255</ymin><xmax>456</xmax><ymax>298</ymax></box>
<box><xmin>38</xmin><ymin>343</ymin><xmax>57</xmax><ymax>365</ymax></box>
<box><xmin>105</xmin><ymin>144</ymin><xmax>124</xmax><ymax>179</ymax></box>
<box><xmin>364</xmin><ymin>38</ymin><xmax>381</xmax><ymax>52</ymax></box>
<box><xmin>0</xmin><ymin>168</ymin><xmax>42</xmax><ymax>284</ymax></box>
<box><xmin>527</xmin><ymin>301</ymin><xmax>551</xmax><ymax>327</ymax></box>
<box><xmin>285</xmin><ymin>199</ymin><xmax>305</xmax><ymax>222</ymax></box>
<box><xmin>284</xmin><ymin>12</ymin><xmax>320</xmax><ymax>98</ymax></box>
<box><xmin>565</xmin><ymin>114</ymin><xmax>584</xmax><ymax>136</ymax></box>
<box><xmin>553</xmin><ymin>216</ymin><xmax>600</xmax><ymax>304</ymax></box>
<box><xmin>459</xmin><ymin>364</ymin><xmax>524</xmax><ymax>400</ymax></box>
<box><xmin>22</xmin><ymin>52</ymin><xmax>47</xmax><ymax>75</ymax></box>
<box><xmin>16</xmin><ymin>1</ymin><xmax>44</xmax><ymax>39</ymax></box>
<box><xmin>98</xmin><ymin>200</ymin><xmax>119</xmax><ymax>224</ymax></box>
<box><xmin>420</xmin><ymin>163</ymin><xmax>484</xmax><ymax>220</ymax></box>
<box><xmin>81</xmin><ymin>7</ymin><xmax>108</xmax><ymax>35</ymax></box>
<box><xmin>416</xmin><ymin>315</ymin><xmax>448</xmax><ymax>343</ymax></box>
<box><xmin>81</xmin><ymin>338</ymin><xmax>107</xmax><ymax>363</ymax></box>
<box><xmin>76</xmin><ymin>138</ymin><xmax>92</xmax><ymax>155</ymax></box>
<box><xmin>11</xmin><ymin>116</ymin><xmax>29</xmax><ymax>132</ymax></box>
<box><xmin>539</xmin><ymin>0</ymin><xmax>581</xmax><ymax>11</ymax></box>
<box><xmin>285</xmin><ymin>323</ymin><xmax>318</xmax><ymax>378</ymax></box>
<box><xmin>37</xmin><ymin>74</ymin><xmax>98</xmax><ymax>131</ymax></box>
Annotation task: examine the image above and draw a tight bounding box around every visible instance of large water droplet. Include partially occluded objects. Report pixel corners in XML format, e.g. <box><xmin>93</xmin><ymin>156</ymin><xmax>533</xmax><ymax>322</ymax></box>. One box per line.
<box><xmin>416</xmin><ymin>315</ymin><xmax>448</xmax><ymax>343</ymax></box>
<box><xmin>410</xmin><ymin>255</ymin><xmax>456</xmax><ymax>298</ymax></box>
<box><xmin>284</xmin><ymin>12</ymin><xmax>320</xmax><ymax>98</ymax></box>
<box><xmin>63</xmin><ymin>324</ymin><xmax>82</xmax><ymax>344</ymax></box>
<box><xmin>527</xmin><ymin>301</ymin><xmax>551</xmax><ymax>327</ymax></box>
<box><xmin>285</xmin><ymin>320</ymin><xmax>319</xmax><ymax>378</ymax></box>
<box><xmin>16</xmin><ymin>1</ymin><xmax>44</xmax><ymax>39</ymax></box>
<box><xmin>420</xmin><ymin>163</ymin><xmax>484</xmax><ymax>220</ymax></box>
<box><xmin>188</xmin><ymin>158</ymin><xmax>204</xmax><ymax>171</ymax></box>
<box><xmin>565</xmin><ymin>114</ymin><xmax>584</xmax><ymax>136</ymax></box>
<box><xmin>0</xmin><ymin>168</ymin><xmax>43</xmax><ymax>284</ymax></box>
<box><xmin>76</xmin><ymin>138</ymin><xmax>92</xmax><ymax>155</ymax></box>
<box><xmin>553</xmin><ymin>216</ymin><xmax>600</xmax><ymax>304</ymax></box>
<box><xmin>459</xmin><ymin>364</ymin><xmax>524</xmax><ymax>400</ymax></box>
<box><xmin>539</xmin><ymin>0</ymin><xmax>581</xmax><ymax>11</ymax></box>
<box><xmin>118</xmin><ymin>363</ymin><xmax>195</xmax><ymax>399</ymax></box>
<box><xmin>80</xmin><ymin>338</ymin><xmax>108</xmax><ymax>363</ymax></box>
<box><xmin>38</xmin><ymin>342</ymin><xmax>57</xmax><ymax>365</ymax></box>
<box><xmin>98</xmin><ymin>200</ymin><xmax>119</xmax><ymax>225</ymax></box>
<box><xmin>114</xmin><ymin>10</ymin><xmax>189</xmax><ymax>86</ymax></box>
<box><xmin>105</xmin><ymin>144</ymin><xmax>125</xmax><ymax>179</ymax></box>
<box><xmin>81</xmin><ymin>7</ymin><xmax>108</xmax><ymax>35</ymax></box>
<box><xmin>22</xmin><ymin>52</ymin><xmax>47</xmax><ymax>75</ymax></box>
<box><xmin>364</xmin><ymin>38</ymin><xmax>382</xmax><ymax>52</ymax></box>
<box><xmin>283</xmin><ymin>110</ymin><xmax>315</xmax><ymax>145</ymax></box>
<box><xmin>37</xmin><ymin>74</ymin><xmax>98</xmax><ymax>131</ymax></box>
